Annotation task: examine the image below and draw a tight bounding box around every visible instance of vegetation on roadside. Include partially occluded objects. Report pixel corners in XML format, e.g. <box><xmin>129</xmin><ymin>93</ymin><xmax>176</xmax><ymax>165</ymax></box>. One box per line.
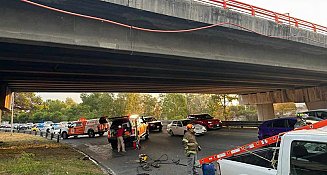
<box><xmin>2</xmin><ymin>92</ymin><xmax>297</xmax><ymax>123</ymax></box>
<box><xmin>0</xmin><ymin>133</ymin><xmax>105</xmax><ymax>175</ymax></box>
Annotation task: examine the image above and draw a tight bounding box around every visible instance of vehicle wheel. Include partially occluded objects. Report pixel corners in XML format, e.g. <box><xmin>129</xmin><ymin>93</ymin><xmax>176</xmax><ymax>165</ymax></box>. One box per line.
<box><xmin>168</xmin><ymin>130</ymin><xmax>174</xmax><ymax>136</ymax></box>
<box><xmin>62</xmin><ymin>132</ymin><xmax>68</xmax><ymax>139</ymax></box>
<box><xmin>46</xmin><ymin>128</ymin><xmax>50</xmax><ymax>133</ymax></box>
<box><xmin>111</xmin><ymin>142</ymin><xmax>118</xmax><ymax>150</ymax></box>
<box><xmin>99</xmin><ymin>132</ymin><xmax>104</xmax><ymax>136</ymax></box>
<box><xmin>158</xmin><ymin>127</ymin><xmax>162</xmax><ymax>132</ymax></box>
<box><xmin>88</xmin><ymin>130</ymin><xmax>95</xmax><ymax>138</ymax></box>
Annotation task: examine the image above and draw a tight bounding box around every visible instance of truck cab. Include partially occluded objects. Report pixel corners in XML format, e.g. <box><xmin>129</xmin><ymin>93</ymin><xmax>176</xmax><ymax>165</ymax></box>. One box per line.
<box><xmin>217</xmin><ymin>127</ymin><xmax>327</xmax><ymax>175</ymax></box>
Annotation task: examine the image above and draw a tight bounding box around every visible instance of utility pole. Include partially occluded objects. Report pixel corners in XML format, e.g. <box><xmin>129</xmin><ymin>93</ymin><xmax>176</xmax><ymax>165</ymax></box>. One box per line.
<box><xmin>223</xmin><ymin>95</ymin><xmax>226</xmax><ymax>120</ymax></box>
<box><xmin>0</xmin><ymin>109</ymin><xmax>2</xmax><ymax>126</ymax></box>
<box><xmin>10</xmin><ymin>92</ymin><xmax>14</xmax><ymax>134</ymax></box>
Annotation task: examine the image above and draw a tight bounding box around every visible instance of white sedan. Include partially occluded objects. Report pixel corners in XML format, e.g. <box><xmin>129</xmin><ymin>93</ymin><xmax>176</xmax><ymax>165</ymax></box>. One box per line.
<box><xmin>167</xmin><ymin>119</ymin><xmax>207</xmax><ymax>136</ymax></box>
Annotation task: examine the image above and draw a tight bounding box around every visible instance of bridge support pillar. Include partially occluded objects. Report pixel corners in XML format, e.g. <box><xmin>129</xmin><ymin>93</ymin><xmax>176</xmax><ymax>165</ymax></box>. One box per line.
<box><xmin>256</xmin><ymin>103</ymin><xmax>275</xmax><ymax>121</ymax></box>
<box><xmin>305</xmin><ymin>100</ymin><xmax>327</xmax><ymax>110</ymax></box>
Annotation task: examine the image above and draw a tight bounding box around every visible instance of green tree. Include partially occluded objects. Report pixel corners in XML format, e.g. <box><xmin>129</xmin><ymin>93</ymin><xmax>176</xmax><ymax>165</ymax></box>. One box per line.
<box><xmin>14</xmin><ymin>92</ymin><xmax>43</xmax><ymax>111</ymax></box>
<box><xmin>46</xmin><ymin>99</ymin><xmax>66</xmax><ymax>113</ymax></box>
<box><xmin>160</xmin><ymin>93</ymin><xmax>188</xmax><ymax>120</ymax></box>
<box><xmin>141</xmin><ymin>94</ymin><xmax>157</xmax><ymax>116</ymax></box>
<box><xmin>186</xmin><ymin>94</ymin><xmax>211</xmax><ymax>114</ymax></box>
<box><xmin>49</xmin><ymin>111</ymin><xmax>63</xmax><ymax>122</ymax></box>
<box><xmin>112</xmin><ymin>93</ymin><xmax>127</xmax><ymax>116</ymax></box>
<box><xmin>124</xmin><ymin>93</ymin><xmax>143</xmax><ymax>115</ymax></box>
<box><xmin>98</xmin><ymin>93</ymin><xmax>115</xmax><ymax>116</ymax></box>
<box><xmin>32</xmin><ymin>111</ymin><xmax>48</xmax><ymax>123</ymax></box>
<box><xmin>17</xmin><ymin>113</ymin><xmax>30</xmax><ymax>123</ymax></box>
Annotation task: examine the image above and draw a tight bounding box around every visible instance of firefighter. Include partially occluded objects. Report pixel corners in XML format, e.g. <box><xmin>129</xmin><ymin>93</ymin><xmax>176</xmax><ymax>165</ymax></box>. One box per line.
<box><xmin>294</xmin><ymin>114</ymin><xmax>307</xmax><ymax>128</ymax></box>
<box><xmin>117</xmin><ymin>125</ymin><xmax>126</xmax><ymax>152</ymax></box>
<box><xmin>182</xmin><ymin>124</ymin><xmax>201</xmax><ymax>175</ymax></box>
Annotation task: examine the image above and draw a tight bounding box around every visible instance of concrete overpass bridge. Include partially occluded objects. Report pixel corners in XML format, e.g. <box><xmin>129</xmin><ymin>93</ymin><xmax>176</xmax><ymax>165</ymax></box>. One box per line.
<box><xmin>0</xmin><ymin>0</ymin><xmax>327</xmax><ymax>120</ymax></box>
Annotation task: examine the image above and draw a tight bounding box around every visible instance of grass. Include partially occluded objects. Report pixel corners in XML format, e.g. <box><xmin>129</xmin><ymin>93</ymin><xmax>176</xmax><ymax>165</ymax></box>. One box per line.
<box><xmin>0</xmin><ymin>132</ymin><xmax>105</xmax><ymax>175</ymax></box>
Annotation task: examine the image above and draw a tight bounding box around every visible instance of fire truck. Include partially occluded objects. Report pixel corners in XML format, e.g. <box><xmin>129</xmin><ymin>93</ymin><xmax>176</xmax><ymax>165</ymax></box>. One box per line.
<box><xmin>61</xmin><ymin>117</ymin><xmax>109</xmax><ymax>139</ymax></box>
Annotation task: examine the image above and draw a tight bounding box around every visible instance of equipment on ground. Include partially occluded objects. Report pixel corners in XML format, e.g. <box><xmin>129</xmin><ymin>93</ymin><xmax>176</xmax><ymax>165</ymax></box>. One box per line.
<box><xmin>139</xmin><ymin>154</ymin><xmax>148</xmax><ymax>163</ymax></box>
<box><xmin>202</xmin><ymin>163</ymin><xmax>216</xmax><ymax>175</ymax></box>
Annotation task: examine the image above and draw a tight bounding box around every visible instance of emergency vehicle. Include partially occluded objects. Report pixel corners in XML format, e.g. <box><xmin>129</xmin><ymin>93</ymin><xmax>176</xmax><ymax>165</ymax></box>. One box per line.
<box><xmin>61</xmin><ymin>117</ymin><xmax>109</xmax><ymax>139</ymax></box>
<box><xmin>107</xmin><ymin>115</ymin><xmax>149</xmax><ymax>149</ymax></box>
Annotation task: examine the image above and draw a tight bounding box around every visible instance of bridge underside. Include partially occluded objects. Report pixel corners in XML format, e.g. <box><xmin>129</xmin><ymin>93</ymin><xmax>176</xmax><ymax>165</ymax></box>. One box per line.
<box><xmin>1</xmin><ymin>40</ymin><xmax>327</xmax><ymax>94</ymax></box>
<box><xmin>0</xmin><ymin>0</ymin><xmax>327</xmax><ymax>94</ymax></box>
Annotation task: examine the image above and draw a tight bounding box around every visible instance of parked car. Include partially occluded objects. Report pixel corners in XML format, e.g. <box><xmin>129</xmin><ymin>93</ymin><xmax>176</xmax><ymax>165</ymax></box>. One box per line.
<box><xmin>107</xmin><ymin>115</ymin><xmax>149</xmax><ymax>150</ymax></box>
<box><xmin>297</xmin><ymin>109</ymin><xmax>327</xmax><ymax>123</ymax></box>
<box><xmin>49</xmin><ymin>123</ymin><xmax>62</xmax><ymax>134</ymax></box>
<box><xmin>44</xmin><ymin>121</ymin><xmax>54</xmax><ymax>133</ymax></box>
<box><xmin>26</xmin><ymin>123</ymin><xmax>34</xmax><ymax>129</ymax></box>
<box><xmin>258</xmin><ymin>117</ymin><xmax>297</xmax><ymax>140</ymax></box>
<box><xmin>187</xmin><ymin>114</ymin><xmax>222</xmax><ymax>130</ymax></box>
<box><xmin>167</xmin><ymin>119</ymin><xmax>207</xmax><ymax>136</ymax></box>
<box><xmin>31</xmin><ymin>124</ymin><xmax>39</xmax><ymax>132</ymax></box>
<box><xmin>143</xmin><ymin>116</ymin><xmax>163</xmax><ymax>132</ymax></box>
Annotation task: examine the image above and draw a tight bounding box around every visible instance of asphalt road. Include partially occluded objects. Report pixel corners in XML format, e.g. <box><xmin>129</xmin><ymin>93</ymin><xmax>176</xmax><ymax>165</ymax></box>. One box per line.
<box><xmin>62</xmin><ymin>128</ymin><xmax>258</xmax><ymax>175</ymax></box>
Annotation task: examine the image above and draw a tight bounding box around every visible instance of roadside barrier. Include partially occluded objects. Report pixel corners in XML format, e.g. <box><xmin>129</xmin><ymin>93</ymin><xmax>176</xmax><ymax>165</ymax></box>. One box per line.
<box><xmin>162</xmin><ymin>120</ymin><xmax>262</xmax><ymax>128</ymax></box>
<box><xmin>222</xmin><ymin>121</ymin><xmax>262</xmax><ymax>128</ymax></box>
<box><xmin>0</xmin><ymin>128</ymin><xmax>61</xmax><ymax>143</ymax></box>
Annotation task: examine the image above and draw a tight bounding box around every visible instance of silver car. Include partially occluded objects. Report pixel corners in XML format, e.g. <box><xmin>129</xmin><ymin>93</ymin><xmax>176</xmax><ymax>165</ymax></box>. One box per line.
<box><xmin>167</xmin><ymin>119</ymin><xmax>207</xmax><ymax>136</ymax></box>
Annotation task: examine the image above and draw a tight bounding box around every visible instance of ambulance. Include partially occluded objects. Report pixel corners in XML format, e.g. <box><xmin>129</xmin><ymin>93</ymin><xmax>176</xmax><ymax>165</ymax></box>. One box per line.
<box><xmin>61</xmin><ymin>117</ymin><xmax>109</xmax><ymax>139</ymax></box>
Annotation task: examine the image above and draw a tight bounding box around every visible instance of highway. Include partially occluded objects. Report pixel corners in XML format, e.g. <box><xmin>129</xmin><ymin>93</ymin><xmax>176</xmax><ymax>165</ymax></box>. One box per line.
<box><xmin>62</xmin><ymin>128</ymin><xmax>258</xmax><ymax>175</ymax></box>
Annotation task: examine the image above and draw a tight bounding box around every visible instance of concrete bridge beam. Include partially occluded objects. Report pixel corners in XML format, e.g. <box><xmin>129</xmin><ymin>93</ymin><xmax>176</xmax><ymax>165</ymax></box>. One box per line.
<box><xmin>305</xmin><ymin>101</ymin><xmax>327</xmax><ymax>110</ymax></box>
<box><xmin>256</xmin><ymin>103</ymin><xmax>275</xmax><ymax>121</ymax></box>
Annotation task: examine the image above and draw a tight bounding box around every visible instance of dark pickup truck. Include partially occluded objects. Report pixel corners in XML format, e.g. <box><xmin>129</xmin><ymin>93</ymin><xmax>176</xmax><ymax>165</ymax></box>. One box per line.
<box><xmin>143</xmin><ymin>116</ymin><xmax>163</xmax><ymax>132</ymax></box>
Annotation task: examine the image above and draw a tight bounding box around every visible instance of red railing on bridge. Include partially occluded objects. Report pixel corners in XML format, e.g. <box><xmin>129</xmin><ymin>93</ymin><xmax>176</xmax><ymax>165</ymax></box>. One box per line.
<box><xmin>196</xmin><ymin>0</ymin><xmax>327</xmax><ymax>34</ymax></box>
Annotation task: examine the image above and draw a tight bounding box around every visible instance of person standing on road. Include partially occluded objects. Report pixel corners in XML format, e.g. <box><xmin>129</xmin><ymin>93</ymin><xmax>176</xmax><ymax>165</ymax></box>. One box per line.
<box><xmin>117</xmin><ymin>125</ymin><xmax>126</xmax><ymax>152</ymax></box>
<box><xmin>183</xmin><ymin>124</ymin><xmax>201</xmax><ymax>175</ymax></box>
<box><xmin>294</xmin><ymin>114</ymin><xmax>307</xmax><ymax>128</ymax></box>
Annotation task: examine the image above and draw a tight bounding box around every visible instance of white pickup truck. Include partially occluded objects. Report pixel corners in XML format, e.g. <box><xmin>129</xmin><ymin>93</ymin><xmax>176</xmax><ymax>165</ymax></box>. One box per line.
<box><xmin>217</xmin><ymin>127</ymin><xmax>327</xmax><ymax>175</ymax></box>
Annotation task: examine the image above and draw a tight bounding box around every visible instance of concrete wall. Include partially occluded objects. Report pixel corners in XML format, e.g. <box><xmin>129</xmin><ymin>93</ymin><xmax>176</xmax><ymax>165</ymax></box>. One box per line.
<box><xmin>103</xmin><ymin>0</ymin><xmax>327</xmax><ymax>48</ymax></box>
<box><xmin>256</xmin><ymin>103</ymin><xmax>275</xmax><ymax>121</ymax></box>
<box><xmin>239</xmin><ymin>86</ymin><xmax>327</xmax><ymax>105</ymax></box>
<box><xmin>1</xmin><ymin>0</ymin><xmax>326</xmax><ymax>73</ymax></box>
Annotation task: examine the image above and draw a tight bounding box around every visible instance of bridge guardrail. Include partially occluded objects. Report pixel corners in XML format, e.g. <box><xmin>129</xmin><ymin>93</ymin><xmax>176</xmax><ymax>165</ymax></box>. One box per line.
<box><xmin>0</xmin><ymin>128</ymin><xmax>61</xmax><ymax>143</ymax></box>
<box><xmin>222</xmin><ymin>121</ymin><xmax>262</xmax><ymax>128</ymax></box>
<box><xmin>196</xmin><ymin>0</ymin><xmax>327</xmax><ymax>34</ymax></box>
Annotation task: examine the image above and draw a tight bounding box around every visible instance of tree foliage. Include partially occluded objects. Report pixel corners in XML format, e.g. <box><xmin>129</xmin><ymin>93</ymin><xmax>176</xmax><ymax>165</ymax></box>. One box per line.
<box><xmin>4</xmin><ymin>92</ymin><xmax>259</xmax><ymax>123</ymax></box>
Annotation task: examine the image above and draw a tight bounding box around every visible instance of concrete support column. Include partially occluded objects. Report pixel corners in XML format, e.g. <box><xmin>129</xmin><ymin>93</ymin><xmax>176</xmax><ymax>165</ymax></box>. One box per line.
<box><xmin>256</xmin><ymin>103</ymin><xmax>275</xmax><ymax>121</ymax></box>
<box><xmin>305</xmin><ymin>101</ymin><xmax>327</xmax><ymax>110</ymax></box>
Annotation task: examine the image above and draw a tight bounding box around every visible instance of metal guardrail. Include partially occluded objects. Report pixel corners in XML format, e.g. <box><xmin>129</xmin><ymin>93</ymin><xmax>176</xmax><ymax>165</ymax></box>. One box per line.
<box><xmin>0</xmin><ymin>128</ymin><xmax>61</xmax><ymax>143</ymax></box>
<box><xmin>196</xmin><ymin>0</ymin><xmax>327</xmax><ymax>34</ymax></box>
<box><xmin>161</xmin><ymin>120</ymin><xmax>262</xmax><ymax>128</ymax></box>
<box><xmin>222</xmin><ymin>121</ymin><xmax>262</xmax><ymax>128</ymax></box>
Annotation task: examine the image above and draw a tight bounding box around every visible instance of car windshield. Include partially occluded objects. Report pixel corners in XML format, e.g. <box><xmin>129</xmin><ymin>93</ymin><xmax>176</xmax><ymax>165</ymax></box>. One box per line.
<box><xmin>189</xmin><ymin>114</ymin><xmax>213</xmax><ymax>120</ymax></box>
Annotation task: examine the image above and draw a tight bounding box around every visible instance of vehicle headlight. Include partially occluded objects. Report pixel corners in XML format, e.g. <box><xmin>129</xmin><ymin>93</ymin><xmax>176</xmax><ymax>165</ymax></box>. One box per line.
<box><xmin>208</xmin><ymin>121</ymin><xmax>212</xmax><ymax>124</ymax></box>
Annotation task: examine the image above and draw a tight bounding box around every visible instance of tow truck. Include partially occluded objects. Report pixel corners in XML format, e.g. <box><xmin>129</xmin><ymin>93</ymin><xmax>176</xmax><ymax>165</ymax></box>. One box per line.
<box><xmin>199</xmin><ymin>120</ymin><xmax>327</xmax><ymax>175</ymax></box>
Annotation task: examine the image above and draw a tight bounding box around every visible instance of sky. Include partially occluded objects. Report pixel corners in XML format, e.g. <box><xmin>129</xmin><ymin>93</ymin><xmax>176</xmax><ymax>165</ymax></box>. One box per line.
<box><xmin>37</xmin><ymin>0</ymin><xmax>327</xmax><ymax>103</ymax></box>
